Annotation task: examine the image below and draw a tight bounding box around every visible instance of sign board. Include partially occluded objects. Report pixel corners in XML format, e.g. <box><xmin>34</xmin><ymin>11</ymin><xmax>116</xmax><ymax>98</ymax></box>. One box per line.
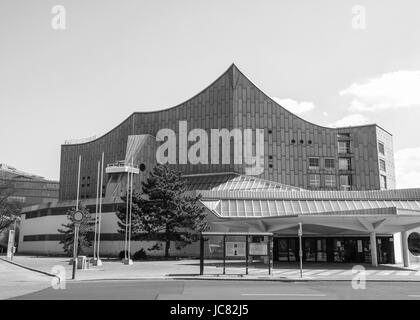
<box><xmin>7</xmin><ymin>230</ymin><xmax>15</xmax><ymax>259</ymax></box>
<box><xmin>298</xmin><ymin>223</ymin><xmax>302</xmax><ymax>236</ymax></box>
<box><xmin>226</xmin><ymin>242</ymin><xmax>246</xmax><ymax>257</ymax></box>
<box><xmin>249</xmin><ymin>243</ymin><xmax>268</xmax><ymax>256</ymax></box>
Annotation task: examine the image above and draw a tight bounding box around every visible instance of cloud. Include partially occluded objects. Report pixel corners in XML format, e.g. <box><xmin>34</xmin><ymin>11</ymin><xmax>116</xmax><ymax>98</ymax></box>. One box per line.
<box><xmin>340</xmin><ymin>70</ymin><xmax>420</xmax><ymax>112</ymax></box>
<box><xmin>328</xmin><ymin>114</ymin><xmax>369</xmax><ymax>128</ymax></box>
<box><xmin>395</xmin><ymin>147</ymin><xmax>420</xmax><ymax>189</ymax></box>
<box><xmin>271</xmin><ymin>97</ymin><xmax>315</xmax><ymax>114</ymax></box>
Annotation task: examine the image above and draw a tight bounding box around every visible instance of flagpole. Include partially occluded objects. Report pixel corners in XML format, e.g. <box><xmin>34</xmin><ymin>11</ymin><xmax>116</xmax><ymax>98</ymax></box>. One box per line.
<box><xmin>128</xmin><ymin>157</ymin><xmax>134</xmax><ymax>260</ymax></box>
<box><xmin>124</xmin><ymin>161</ymin><xmax>130</xmax><ymax>261</ymax></box>
<box><xmin>96</xmin><ymin>152</ymin><xmax>104</xmax><ymax>266</ymax></box>
<box><xmin>93</xmin><ymin>160</ymin><xmax>100</xmax><ymax>261</ymax></box>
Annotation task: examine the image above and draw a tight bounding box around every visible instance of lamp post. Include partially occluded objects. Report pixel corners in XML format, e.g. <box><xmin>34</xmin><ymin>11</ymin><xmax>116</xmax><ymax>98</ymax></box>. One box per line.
<box><xmin>298</xmin><ymin>222</ymin><xmax>303</xmax><ymax>278</ymax></box>
<box><xmin>72</xmin><ymin>210</ymin><xmax>84</xmax><ymax>280</ymax></box>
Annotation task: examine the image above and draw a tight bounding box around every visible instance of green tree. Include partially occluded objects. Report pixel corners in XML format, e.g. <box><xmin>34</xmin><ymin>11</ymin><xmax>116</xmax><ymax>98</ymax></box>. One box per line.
<box><xmin>57</xmin><ymin>204</ymin><xmax>94</xmax><ymax>257</ymax></box>
<box><xmin>116</xmin><ymin>164</ymin><xmax>208</xmax><ymax>258</ymax></box>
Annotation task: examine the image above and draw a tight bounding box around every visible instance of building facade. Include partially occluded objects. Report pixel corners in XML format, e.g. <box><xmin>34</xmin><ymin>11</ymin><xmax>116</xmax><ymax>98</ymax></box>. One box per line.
<box><xmin>0</xmin><ymin>163</ymin><xmax>59</xmax><ymax>206</ymax></box>
<box><xmin>18</xmin><ymin>64</ymin><xmax>420</xmax><ymax>266</ymax></box>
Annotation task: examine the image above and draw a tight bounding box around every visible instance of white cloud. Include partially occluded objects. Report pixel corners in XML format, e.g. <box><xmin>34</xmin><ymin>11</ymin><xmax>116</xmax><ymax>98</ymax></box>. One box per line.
<box><xmin>340</xmin><ymin>70</ymin><xmax>420</xmax><ymax>112</ymax></box>
<box><xmin>271</xmin><ymin>97</ymin><xmax>315</xmax><ymax>114</ymax></box>
<box><xmin>395</xmin><ymin>147</ymin><xmax>420</xmax><ymax>189</ymax></box>
<box><xmin>328</xmin><ymin>114</ymin><xmax>369</xmax><ymax>128</ymax></box>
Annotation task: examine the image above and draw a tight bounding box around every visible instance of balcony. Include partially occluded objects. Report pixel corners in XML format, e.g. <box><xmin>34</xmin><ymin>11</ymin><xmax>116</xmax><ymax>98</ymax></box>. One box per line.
<box><xmin>105</xmin><ymin>161</ymin><xmax>140</xmax><ymax>174</ymax></box>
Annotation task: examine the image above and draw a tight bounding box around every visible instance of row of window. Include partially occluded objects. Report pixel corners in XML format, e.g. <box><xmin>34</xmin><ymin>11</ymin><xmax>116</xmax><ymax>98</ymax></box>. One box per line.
<box><xmin>308</xmin><ymin>174</ymin><xmax>352</xmax><ymax>189</ymax></box>
<box><xmin>308</xmin><ymin>157</ymin><xmax>352</xmax><ymax>171</ymax></box>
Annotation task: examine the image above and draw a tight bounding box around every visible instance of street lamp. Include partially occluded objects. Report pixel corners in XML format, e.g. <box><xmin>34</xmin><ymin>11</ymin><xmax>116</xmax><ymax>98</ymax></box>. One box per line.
<box><xmin>71</xmin><ymin>210</ymin><xmax>84</xmax><ymax>280</ymax></box>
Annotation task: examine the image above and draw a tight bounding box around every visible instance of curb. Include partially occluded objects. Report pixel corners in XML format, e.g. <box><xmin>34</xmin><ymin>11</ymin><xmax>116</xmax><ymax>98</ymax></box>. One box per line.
<box><xmin>0</xmin><ymin>257</ymin><xmax>61</xmax><ymax>283</ymax></box>
<box><xmin>68</xmin><ymin>275</ymin><xmax>420</xmax><ymax>283</ymax></box>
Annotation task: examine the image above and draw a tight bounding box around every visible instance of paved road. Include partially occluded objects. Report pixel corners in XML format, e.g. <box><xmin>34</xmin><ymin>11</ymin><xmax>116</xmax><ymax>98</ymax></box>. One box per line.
<box><xmin>13</xmin><ymin>279</ymin><xmax>420</xmax><ymax>300</ymax></box>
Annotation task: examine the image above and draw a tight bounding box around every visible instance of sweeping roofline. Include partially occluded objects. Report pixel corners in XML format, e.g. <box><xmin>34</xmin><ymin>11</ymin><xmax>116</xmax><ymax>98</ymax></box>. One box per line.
<box><xmin>62</xmin><ymin>63</ymin><xmax>390</xmax><ymax>146</ymax></box>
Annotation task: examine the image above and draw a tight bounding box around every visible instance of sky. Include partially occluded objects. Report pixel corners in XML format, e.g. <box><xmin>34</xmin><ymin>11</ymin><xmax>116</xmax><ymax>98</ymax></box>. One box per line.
<box><xmin>1</xmin><ymin>0</ymin><xmax>420</xmax><ymax>188</ymax></box>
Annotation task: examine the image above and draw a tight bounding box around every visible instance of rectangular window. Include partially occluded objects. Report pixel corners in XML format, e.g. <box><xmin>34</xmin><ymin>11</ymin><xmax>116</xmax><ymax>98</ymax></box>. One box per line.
<box><xmin>324</xmin><ymin>158</ymin><xmax>335</xmax><ymax>170</ymax></box>
<box><xmin>338</xmin><ymin>158</ymin><xmax>351</xmax><ymax>170</ymax></box>
<box><xmin>339</xmin><ymin>175</ymin><xmax>352</xmax><ymax>190</ymax></box>
<box><xmin>378</xmin><ymin>141</ymin><xmax>385</xmax><ymax>155</ymax></box>
<box><xmin>325</xmin><ymin>175</ymin><xmax>336</xmax><ymax>188</ymax></box>
<box><xmin>338</xmin><ymin>141</ymin><xmax>350</xmax><ymax>154</ymax></box>
<box><xmin>379</xmin><ymin>159</ymin><xmax>386</xmax><ymax>172</ymax></box>
<box><xmin>309</xmin><ymin>174</ymin><xmax>321</xmax><ymax>188</ymax></box>
<box><xmin>337</xmin><ymin>133</ymin><xmax>350</xmax><ymax>139</ymax></box>
<box><xmin>308</xmin><ymin>158</ymin><xmax>320</xmax><ymax>170</ymax></box>
<box><xmin>380</xmin><ymin>175</ymin><xmax>387</xmax><ymax>189</ymax></box>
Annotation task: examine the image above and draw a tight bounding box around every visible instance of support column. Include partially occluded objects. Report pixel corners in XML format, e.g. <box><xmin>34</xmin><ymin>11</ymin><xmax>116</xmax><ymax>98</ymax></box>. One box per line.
<box><xmin>370</xmin><ymin>232</ymin><xmax>378</xmax><ymax>267</ymax></box>
<box><xmin>401</xmin><ymin>231</ymin><xmax>410</xmax><ymax>268</ymax></box>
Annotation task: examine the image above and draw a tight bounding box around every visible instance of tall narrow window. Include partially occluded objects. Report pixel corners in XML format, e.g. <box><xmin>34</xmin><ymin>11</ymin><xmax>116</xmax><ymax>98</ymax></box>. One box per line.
<box><xmin>379</xmin><ymin>159</ymin><xmax>386</xmax><ymax>172</ymax></box>
<box><xmin>380</xmin><ymin>175</ymin><xmax>387</xmax><ymax>189</ymax></box>
<box><xmin>378</xmin><ymin>141</ymin><xmax>385</xmax><ymax>155</ymax></box>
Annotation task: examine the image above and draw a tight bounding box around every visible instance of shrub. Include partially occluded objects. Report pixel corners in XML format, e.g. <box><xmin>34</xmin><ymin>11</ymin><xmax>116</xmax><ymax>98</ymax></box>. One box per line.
<box><xmin>133</xmin><ymin>248</ymin><xmax>147</xmax><ymax>260</ymax></box>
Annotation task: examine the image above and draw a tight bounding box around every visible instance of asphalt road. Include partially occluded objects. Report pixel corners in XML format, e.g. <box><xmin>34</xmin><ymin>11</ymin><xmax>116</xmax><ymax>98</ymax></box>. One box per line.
<box><xmin>12</xmin><ymin>279</ymin><xmax>420</xmax><ymax>300</ymax></box>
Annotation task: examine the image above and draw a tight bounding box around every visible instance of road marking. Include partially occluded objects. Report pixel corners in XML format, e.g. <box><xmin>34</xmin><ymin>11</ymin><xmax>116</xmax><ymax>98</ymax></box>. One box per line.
<box><xmin>241</xmin><ymin>293</ymin><xmax>326</xmax><ymax>297</ymax></box>
<box><xmin>415</xmin><ymin>271</ymin><xmax>420</xmax><ymax>276</ymax></box>
<box><xmin>408</xmin><ymin>295</ymin><xmax>420</xmax><ymax>297</ymax></box>
<box><xmin>396</xmin><ymin>271</ymin><xmax>412</xmax><ymax>276</ymax></box>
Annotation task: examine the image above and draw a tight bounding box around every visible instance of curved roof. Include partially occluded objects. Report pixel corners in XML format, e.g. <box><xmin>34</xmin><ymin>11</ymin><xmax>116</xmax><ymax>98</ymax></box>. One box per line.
<box><xmin>63</xmin><ymin>63</ymin><xmax>384</xmax><ymax>146</ymax></box>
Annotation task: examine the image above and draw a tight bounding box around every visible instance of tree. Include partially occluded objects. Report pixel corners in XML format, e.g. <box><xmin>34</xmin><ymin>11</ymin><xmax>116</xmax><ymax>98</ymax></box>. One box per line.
<box><xmin>0</xmin><ymin>180</ymin><xmax>21</xmax><ymax>233</ymax></box>
<box><xmin>116</xmin><ymin>164</ymin><xmax>208</xmax><ymax>258</ymax></box>
<box><xmin>57</xmin><ymin>204</ymin><xmax>94</xmax><ymax>257</ymax></box>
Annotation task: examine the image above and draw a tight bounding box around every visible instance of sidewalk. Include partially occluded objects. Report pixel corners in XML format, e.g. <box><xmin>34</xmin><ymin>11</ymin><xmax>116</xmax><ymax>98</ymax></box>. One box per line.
<box><xmin>5</xmin><ymin>255</ymin><xmax>420</xmax><ymax>282</ymax></box>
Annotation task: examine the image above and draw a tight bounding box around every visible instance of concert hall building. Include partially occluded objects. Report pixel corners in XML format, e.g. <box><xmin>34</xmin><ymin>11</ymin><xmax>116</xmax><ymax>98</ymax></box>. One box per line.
<box><xmin>18</xmin><ymin>64</ymin><xmax>420</xmax><ymax>266</ymax></box>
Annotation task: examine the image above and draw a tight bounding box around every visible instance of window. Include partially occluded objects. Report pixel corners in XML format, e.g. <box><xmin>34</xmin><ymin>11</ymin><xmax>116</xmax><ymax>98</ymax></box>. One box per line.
<box><xmin>379</xmin><ymin>159</ymin><xmax>386</xmax><ymax>172</ymax></box>
<box><xmin>325</xmin><ymin>158</ymin><xmax>335</xmax><ymax>170</ymax></box>
<box><xmin>380</xmin><ymin>175</ymin><xmax>387</xmax><ymax>189</ymax></box>
<box><xmin>268</xmin><ymin>155</ymin><xmax>273</xmax><ymax>160</ymax></box>
<box><xmin>337</xmin><ymin>133</ymin><xmax>350</xmax><ymax>139</ymax></box>
<box><xmin>408</xmin><ymin>232</ymin><xmax>420</xmax><ymax>256</ymax></box>
<box><xmin>309</xmin><ymin>158</ymin><xmax>319</xmax><ymax>170</ymax></box>
<box><xmin>339</xmin><ymin>175</ymin><xmax>352</xmax><ymax>190</ymax></box>
<box><xmin>325</xmin><ymin>175</ymin><xmax>336</xmax><ymax>188</ymax></box>
<box><xmin>378</xmin><ymin>141</ymin><xmax>385</xmax><ymax>155</ymax></box>
<box><xmin>309</xmin><ymin>174</ymin><xmax>321</xmax><ymax>187</ymax></box>
<box><xmin>338</xmin><ymin>158</ymin><xmax>351</xmax><ymax>170</ymax></box>
<box><xmin>338</xmin><ymin>141</ymin><xmax>350</xmax><ymax>154</ymax></box>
